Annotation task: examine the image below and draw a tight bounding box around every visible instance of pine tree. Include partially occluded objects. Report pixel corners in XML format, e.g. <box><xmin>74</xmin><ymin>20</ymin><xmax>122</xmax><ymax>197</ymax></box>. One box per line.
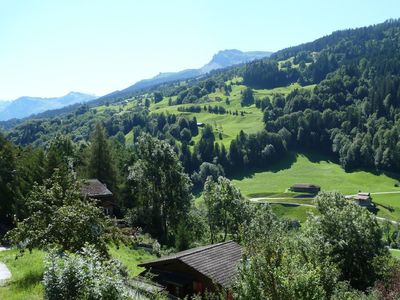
<box><xmin>88</xmin><ymin>123</ymin><xmax>116</xmax><ymax>191</ymax></box>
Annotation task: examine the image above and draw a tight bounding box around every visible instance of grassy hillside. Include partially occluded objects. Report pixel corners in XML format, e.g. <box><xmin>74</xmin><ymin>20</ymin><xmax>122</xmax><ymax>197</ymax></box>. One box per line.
<box><xmin>231</xmin><ymin>152</ymin><xmax>400</xmax><ymax>220</ymax></box>
<box><xmin>110</xmin><ymin>81</ymin><xmax>315</xmax><ymax>146</ymax></box>
<box><xmin>0</xmin><ymin>245</ymin><xmax>155</xmax><ymax>300</ymax></box>
<box><xmin>233</xmin><ymin>152</ymin><xmax>399</xmax><ymax>196</ymax></box>
<box><xmin>270</xmin><ymin>204</ymin><xmax>316</xmax><ymax>223</ymax></box>
<box><xmin>0</xmin><ymin>249</ymin><xmax>44</xmax><ymax>300</ymax></box>
<box><xmin>373</xmin><ymin>194</ymin><xmax>400</xmax><ymax>221</ymax></box>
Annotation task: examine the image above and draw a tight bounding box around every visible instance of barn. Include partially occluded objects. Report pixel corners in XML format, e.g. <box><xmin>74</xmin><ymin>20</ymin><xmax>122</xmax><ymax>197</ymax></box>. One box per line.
<box><xmin>289</xmin><ymin>183</ymin><xmax>321</xmax><ymax>194</ymax></box>
<box><xmin>353</xmin><ymin>192</ymin><xmax>374</xmax><ymax>208</ymax></box>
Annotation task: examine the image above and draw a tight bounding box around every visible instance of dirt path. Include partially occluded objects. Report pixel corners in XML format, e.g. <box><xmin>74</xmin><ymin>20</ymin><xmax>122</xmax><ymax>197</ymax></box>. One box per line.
<box><xmin>0</xmin><ymin>246</ymin><xmax>11</xmax><ymax>285</ymax></box>
<box><xmin>250</xmin><ymin>197</ymin><xmax>306</xmax><ymax>201</ymax></box>
<box><xmin>345</xmin><ymin>191</ymin><xmax>400</xmax><ymax>197</ymax></box>
<box><xmin>0</xmin><ymin>262</ymin><xmax>11</xmax><ymax>285</ymax></box>
<box><xmin>250</xmin><ymin>199</ymin><xmax>400</xmax><ymax>225</ymax></box>
<box><xmin>376</xmin><ymin>217</ymin><xmax>400</xmax><ymax>225</ymax></box>
<box><xmin>371</xmin><ymin>191</ymin><xmax>400</xmax><ymax>195</ymax></box>
<box><xmin>250</xmin><ymin>190</ymin><xmax>400</xmax><ymax>202</ymax></box>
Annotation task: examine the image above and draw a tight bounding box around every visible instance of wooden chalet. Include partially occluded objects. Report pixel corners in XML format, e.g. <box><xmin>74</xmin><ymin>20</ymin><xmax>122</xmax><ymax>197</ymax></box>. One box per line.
<box><xmin>138</xmin><ymin>241</ymin><xmax>241</xmax><ymax>299</ymax></box>
<box><xmin>80</xmin><ymin>179</ymin><xmax>115</xmax><ymax>215</ymax></box>
<box><xmin>289</xmin><ymin>183</ymin><xmax>321</xmax><ymax>194</ymax></box>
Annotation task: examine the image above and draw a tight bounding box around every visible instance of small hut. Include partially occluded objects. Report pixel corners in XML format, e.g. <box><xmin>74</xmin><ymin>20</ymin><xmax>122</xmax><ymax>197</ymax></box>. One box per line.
<box><xmin>353</xmin><ymin>192</ymin><xmax>373</xmax><ymax>208</ymax></box>
<box><xmin>80</xmin><ymin>179</ymin><xmax>115</xmax><ymax>215</ymax></box>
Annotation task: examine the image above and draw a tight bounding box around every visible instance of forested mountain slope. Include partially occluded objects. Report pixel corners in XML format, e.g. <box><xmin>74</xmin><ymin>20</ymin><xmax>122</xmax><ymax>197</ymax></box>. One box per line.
<box><xmin>2</xmin><ymin>19</ymin><xmax>400</xmax><ymax>298</ymax></box>
<box><xmin>3</xmin><ymin>19</ymin><xmax>400</xmax><ymax>174</ymax></box>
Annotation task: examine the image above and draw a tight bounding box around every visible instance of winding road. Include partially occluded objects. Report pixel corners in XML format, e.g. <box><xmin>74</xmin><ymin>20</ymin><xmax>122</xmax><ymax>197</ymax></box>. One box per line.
<box><xmin>249</xmin><ymin>196</ymin><xmax>400</xmax><ymax>225</ymax></box>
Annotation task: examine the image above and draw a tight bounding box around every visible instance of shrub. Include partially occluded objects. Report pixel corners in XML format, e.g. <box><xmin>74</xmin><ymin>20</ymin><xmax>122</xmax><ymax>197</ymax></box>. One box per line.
<box><xmin>43</xmin><ymin>245</ymin><xmax>128</xmax><ymax>300</ymax></box>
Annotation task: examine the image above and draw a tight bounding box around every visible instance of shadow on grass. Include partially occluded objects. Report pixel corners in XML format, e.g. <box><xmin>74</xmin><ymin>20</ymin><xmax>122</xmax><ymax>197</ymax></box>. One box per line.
<box><xmin>294</xmin><ymin>194</ymin><xmax>316</xmax><ymax>199</ymax></box>
<box><xmin>376</xmin><ymin>202</ymin><xmax>395</xmax><ymax>212</ymax></box>
<box><xmin>301</xmin><ymin>151</ymin><xmax>337</xmax><ymax>164</ymax></box>
<box><xmin>278</xmin><ymin>203</ymin><xmax>301</xmax><ymax>207</ymax></box>
<box><xmin>231</xmin><ymin>151</ymin><xmax>298</xmax><ymax>181</ymax></box>
<box><xmin>232</xmin><ymin>149</ymin><xmax>400</xmax><ymax>187</ymax></box>
<box><xmin>14</xmin><ymin>271</ymin><xmax>43</xmax><ymax>290</ymax></box>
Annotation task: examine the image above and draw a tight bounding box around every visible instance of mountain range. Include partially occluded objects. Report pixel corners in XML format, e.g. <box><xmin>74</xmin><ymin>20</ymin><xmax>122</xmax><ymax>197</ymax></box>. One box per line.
<box><xmin>0</xmin><ymin>92</ymin><xmax>96</xmax><ymax>121</ymax></box>
<box><xmin>0</xmin><ymin>49</ymin><xmax>271</xmax><ymax>121</ymax></box>
<box><xmin>98</xmin><ymin>49</ymin><xmax>272</xmax><ymax>101</ymax></box>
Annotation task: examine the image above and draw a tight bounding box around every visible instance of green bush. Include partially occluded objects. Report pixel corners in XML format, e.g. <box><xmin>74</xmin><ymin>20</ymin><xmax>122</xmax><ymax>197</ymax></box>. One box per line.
<box><xmin>43</xmin><ymin>245</ymin><xmax>128</xmax><ymax>300</ymax></box>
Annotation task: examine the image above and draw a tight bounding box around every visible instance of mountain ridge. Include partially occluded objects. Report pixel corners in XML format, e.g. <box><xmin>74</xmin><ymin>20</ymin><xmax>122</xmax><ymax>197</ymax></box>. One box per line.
<box><xmin>0</xmin><ymin>92</ymin><xmax>96</xmax><ymax>121</ymax></box>
<box><xmin>98</xmin><ymin>49</ymin><xmax>272</xmax><ymax>101</ymax></box>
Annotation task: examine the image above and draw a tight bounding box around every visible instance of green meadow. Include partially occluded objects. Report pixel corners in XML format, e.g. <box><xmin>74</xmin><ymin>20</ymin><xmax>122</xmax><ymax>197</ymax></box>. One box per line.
<box><xmin>233</xmin><ymin>152</ymin><xmax>399</xmax><ymax>196</ymax></box>
<box><xmin>269</xmin><ymin>204</ymin><xmax>316</xmax><ymax>223</ymax></box>
<box><xmin>232</xmin><ymin>152</ymin><xmax>400</xmax><ymax>221</ymax></box>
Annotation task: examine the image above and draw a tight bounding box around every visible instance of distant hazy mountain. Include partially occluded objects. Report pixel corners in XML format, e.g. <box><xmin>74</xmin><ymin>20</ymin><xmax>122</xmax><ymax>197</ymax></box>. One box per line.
<box><xmin>101</xmin><ymin>49</ymin><xmax>272</xmax><ymax>99</ymax></box>
<box><xmin>0</xmin><ymin>92</ymin><xmax>96</xmax><ymax>121</ymax></box>
<box><xmin>0</xmin><ymin>101</ymin><xmax>11</xmax><ymax>112</ymax></box>
<box><xmin>200</xmin><ymin>49</ymin><xmax>272</xmax><ymax>73</ymax></box>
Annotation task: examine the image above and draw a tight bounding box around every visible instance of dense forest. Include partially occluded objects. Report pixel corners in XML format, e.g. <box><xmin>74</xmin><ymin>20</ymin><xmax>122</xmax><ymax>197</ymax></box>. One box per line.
<box><xmin>2</xmin><ymin>19</ymin><xmax>400</xmax><ymax>299</ymax></box>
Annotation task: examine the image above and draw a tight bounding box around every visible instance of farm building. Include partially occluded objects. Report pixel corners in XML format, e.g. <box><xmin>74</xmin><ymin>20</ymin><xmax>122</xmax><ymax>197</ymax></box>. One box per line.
<box><xmin>351</xmin><ymin>192</ymin><xmax>374</xmax><ymax>208</ymax></box>
<box><xmin>289</xmin><ymin>183</ymin><xmax>321</xmax><ymax>194</ymax></box>
<box><xmin>80</xmin><ymin>179</ymin><xmax>115</xmax><ymax>215</ymax></box>
<box><xmin>138</xmin><ymin>240</ymin><xmax>241</xmax><ymax>299</ymax></box>
<box><xmin>196</xmin><ymin>122</ymin><xmax>205</xmax><ymax>127</ymax></box>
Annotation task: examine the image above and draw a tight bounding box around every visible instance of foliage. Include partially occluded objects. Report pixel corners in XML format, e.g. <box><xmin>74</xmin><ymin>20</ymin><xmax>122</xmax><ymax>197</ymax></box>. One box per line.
<box><xmin>87</xmin><ymin>123</ymin><xmax>117</xmax><ymax>191</ymax></box>
<box><xmin>6</xmin><ymin>170</ymin><xmax>114</xmax><ymax>255</ymax></box>
<box><xmin>195</xmin><ymin>124</ymin><xmax>216</xmax><ymax>162</ymax></box>
<box><xmin>175</xmin><ymin>206</ymin><xmax>208</xmax><ymax>250</ymax></box>
<box><xmin>240</xmin><ymin>87</ymin><xmax>254</xmax><ymax>106</ymax></box>
<box><xmin>243</xmin><ymin>59</ymin><xmax>298</xmax><ymax>89</ymax></box>
<box><xmin>373</xmin><ymin>266</ymin><xmax>400</xmax><ymax>299</ymax></box>
<box><xmin>234</xmin><ymin>193</ymin><xmax>394</xmax><ymax>298</ymax></box>
<box><xmin>203</xmin><ymin>176</ymin><xmax>251</xmax><ymax>243</ymax></box>
<box><xmin>234</xmin><ymin>206</ymin><xmax>340</xmax><ymax>300</ymax></box>
<box><xmin>0</xmin><ymin>133</ymin><xmax>18</xmax><ymax>225</ymax></box>
<box><xmin>128</xmin><ymin>134</ymin><xmax>192</xmax><ymax>244</ymax></box>
<box><xmin>307</xmin><ymin>192</ymin><xmax>390</xmax><ymax>290</ymax></box>
<box><xmin>153</xmin><ymin>91</ymin><xmax>163</xmax><ymax>103</ymax></box>
<box><xmin>0</xmin><ymin>245</ymin><xmax>157</xmax><ymax>300</ymax></box>
<box><xmin>45</xmin><ymin>133</ymin><xmax>74</xmax><ymax>178</ymax></box>
<box><xmin>43</xmin><ymin>245</ymin><xmax>128</xmax><ymax>300</ymax></box>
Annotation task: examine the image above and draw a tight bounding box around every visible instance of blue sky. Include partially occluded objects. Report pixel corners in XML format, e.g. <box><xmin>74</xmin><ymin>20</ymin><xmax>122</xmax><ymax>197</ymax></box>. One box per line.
<box><xmin>0</xmin><ymin>0</ymin><xmax>398</xmax><ymax>100</ymax></box>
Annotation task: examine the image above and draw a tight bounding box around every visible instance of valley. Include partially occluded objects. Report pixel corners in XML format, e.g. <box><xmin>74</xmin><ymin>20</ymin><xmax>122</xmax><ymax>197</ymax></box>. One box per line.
<box><xmin>1</xmin><ymin>16</ymin><xmax>400</xmax><ymax>299</ymax></box>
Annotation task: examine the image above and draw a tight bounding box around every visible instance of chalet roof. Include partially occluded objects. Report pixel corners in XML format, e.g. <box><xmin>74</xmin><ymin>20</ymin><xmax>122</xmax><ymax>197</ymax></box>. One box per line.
<box><xmin>291</xmin><ymin>183</ymin><xmax>320</xmax><ymax>189</ymax></box>
<box><xmin>354</xmin><ymin>195</ymin><xmax>371</xmax><ymax>201</ymax></box>
<box><xmin>80</xmin><ymin>179</ymin><xmax>113</xmax><ymax>198</ymax></box>
<box><xmin>139</xmin><ymin>241</ymin><xmax>241</xmax><ymax>288</ymax></box>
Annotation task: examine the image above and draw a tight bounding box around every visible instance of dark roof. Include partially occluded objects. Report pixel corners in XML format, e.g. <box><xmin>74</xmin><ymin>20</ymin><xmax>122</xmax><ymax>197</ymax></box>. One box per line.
<box><xmin>80</xmin><ymin>179</ymin><xmax>113</xmax><ymax>198</ymax></box>
<box><xmin>291</xmin><ymin>183</ymin><xmax>320</xmax><ymax>189</ymax></box>
<box><xmin>139</xmin><ymin>241</ymin><xmax>241</xmax><ymax>288</ymax></box>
